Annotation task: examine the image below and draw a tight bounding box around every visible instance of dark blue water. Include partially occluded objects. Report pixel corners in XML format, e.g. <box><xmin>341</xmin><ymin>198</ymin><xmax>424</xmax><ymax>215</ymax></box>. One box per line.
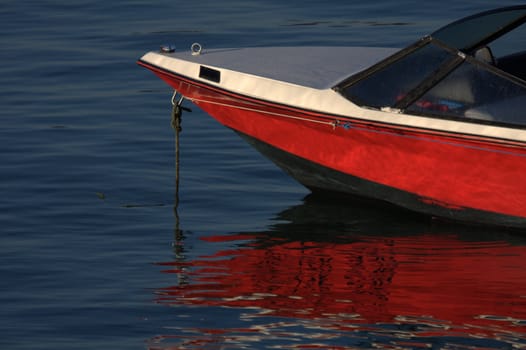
<box><xmin>3</xmin><ymin>1</ymin><xmax>526</xmax><ymax>349</ymax></box>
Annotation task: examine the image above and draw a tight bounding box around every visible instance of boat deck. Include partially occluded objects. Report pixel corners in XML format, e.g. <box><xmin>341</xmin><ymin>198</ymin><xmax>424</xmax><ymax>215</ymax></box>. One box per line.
<box><xmin>163</xmin><ymin>46</ymin><xmax>398</xmax><ymax>89</ymax></box>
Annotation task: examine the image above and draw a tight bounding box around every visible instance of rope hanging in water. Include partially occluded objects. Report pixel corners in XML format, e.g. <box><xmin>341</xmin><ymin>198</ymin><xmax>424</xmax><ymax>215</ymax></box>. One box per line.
<box><xmin>171</xmin><ymin>91</ymin><xmax>183</xmax><ymax>211</ymax></box>
<box><xmin>170</xmin><ymin>90</ymin><xmax>191</xmax><ymax>211</ymax></box>
<box><xmin>170</xmin><ymin>91</ymin><xmax>187</xmax><ymax>253</ymax></box>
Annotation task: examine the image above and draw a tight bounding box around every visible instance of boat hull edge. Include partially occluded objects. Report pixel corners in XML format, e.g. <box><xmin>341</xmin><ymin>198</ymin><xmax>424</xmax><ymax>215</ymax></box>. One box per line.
<box><xmin>237</xmin><ymin>130</ymin><xmax>526</xmax><ymax>228</ymax></box>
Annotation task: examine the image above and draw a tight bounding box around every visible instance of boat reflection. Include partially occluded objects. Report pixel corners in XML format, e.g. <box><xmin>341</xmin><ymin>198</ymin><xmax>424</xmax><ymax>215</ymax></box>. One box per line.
<box><xmin>151</xmin><ymin>194</ymin><xmax>526</xmax><ymax>349</ymax></box>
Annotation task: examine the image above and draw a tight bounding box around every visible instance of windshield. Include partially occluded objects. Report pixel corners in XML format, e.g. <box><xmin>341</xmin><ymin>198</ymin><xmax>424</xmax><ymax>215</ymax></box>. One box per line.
<box><xmin>406</xmin><ymin>60</ymin><xmax>526</xmax><ymax>125</ymax></box>
<box><xmin>335</xmin><ymin>6</ymin><xmax>526</xmax><ymax>127</ymax></box>
<box><xmin>335</xmin><ymin>39</ymin><xmax>526</xmax><ymax>127</ymax></box>
<box><xmin>432</xmin><ymin>5</ymin><xmax>526</xmax><ymax>51</ymax></box>
<box><xmin>339</xmin><ymin>42</ymin><xmax>454</xmax><ymax>109</ymax></box>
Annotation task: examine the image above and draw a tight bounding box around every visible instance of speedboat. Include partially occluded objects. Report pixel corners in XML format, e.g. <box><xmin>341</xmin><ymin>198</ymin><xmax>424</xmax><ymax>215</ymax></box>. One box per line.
<box><xmin>138</xmin><ymin>6</ymin><xmax>526</xmax><ymax>228</ymax></box>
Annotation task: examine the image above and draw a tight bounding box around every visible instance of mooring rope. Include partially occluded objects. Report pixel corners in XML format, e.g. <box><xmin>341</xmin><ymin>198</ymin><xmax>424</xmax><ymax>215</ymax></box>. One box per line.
<box><xmin>171</xmin><ymin>91</ymin><xmax>185</xmax><ymax>249</ymax></box>
<box><xmin>171</xmin><ymin>91</ymin><xmax>183</xmax><ymax>211</ymax></box>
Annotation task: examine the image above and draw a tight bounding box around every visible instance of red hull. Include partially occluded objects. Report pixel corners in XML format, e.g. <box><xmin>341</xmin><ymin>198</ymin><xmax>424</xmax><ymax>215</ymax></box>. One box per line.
<box><xmin>139</xmin><ymin>61</ymin><xmax>526</xmax><ymax>227</ymax></box>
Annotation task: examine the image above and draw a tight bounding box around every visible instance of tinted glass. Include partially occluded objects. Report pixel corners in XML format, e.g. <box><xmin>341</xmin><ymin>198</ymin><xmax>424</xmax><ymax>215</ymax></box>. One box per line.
<box><xmin>432</xmin><ymin>7</ymin><xmax>526</xmax><ymax>50</ymax></box>
<box><xmin>341</xmin><ymin>43</ymin><xmax>452</xmax><ymax>109</ymax></box>
<box><xmin>407</xmin><ymin>61</ymin><xmax>526</xmax><ymax>126</ymax></box>
<box><xmin>489</xmin><ymin>21</ymin><xmax>526</xmax><ymax>58</ymax></box>
<box><xmin>487</xmin><ymin>22</ymin><xmax>526</xmax><ymax>80</ymax></box>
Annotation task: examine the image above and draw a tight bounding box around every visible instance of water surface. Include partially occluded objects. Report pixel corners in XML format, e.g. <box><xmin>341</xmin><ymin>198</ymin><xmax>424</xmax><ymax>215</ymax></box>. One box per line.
<box><xmin>2</xmin><ymin>1</ymin><xmax>526</xmax><ymax>349</ymax></box>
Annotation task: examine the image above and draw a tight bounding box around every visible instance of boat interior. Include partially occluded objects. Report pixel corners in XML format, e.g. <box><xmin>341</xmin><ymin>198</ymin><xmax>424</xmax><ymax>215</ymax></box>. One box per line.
<box><xmin>496</xmin><ymin>50</ymin><xmax>526</xmax><ymax>81</ymax></box>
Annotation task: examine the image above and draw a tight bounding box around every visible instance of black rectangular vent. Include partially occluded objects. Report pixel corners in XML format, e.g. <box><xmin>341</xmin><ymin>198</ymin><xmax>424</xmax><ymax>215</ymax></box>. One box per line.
<box><xmin>199</xmin><ymin>66</ymin><xmax>221</xmax><ymax>83</ymax></box>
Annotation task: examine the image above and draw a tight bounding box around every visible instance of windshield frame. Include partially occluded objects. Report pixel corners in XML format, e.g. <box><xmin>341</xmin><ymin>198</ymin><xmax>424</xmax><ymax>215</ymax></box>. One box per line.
<box><xmin>333</xmin><ymin>35</ymin><xmax>526</xmax><ymax>128</ymax></box>
<box><xmin>334</xmin><ymin>36</ymin><xmax>432</xmax><ymax>95</ymax></box>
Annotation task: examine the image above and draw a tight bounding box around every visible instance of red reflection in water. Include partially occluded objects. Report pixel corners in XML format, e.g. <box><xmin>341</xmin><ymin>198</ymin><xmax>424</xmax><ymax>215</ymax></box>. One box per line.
<box><xmin>150</xmin><ymin>194</ymin><xmax>526</xmax><ymax>348</ymax></box>
<box><xmin>153</xmin><ymin>231</ymin><xmax>526</xmax><ymax>348</ymax></box>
